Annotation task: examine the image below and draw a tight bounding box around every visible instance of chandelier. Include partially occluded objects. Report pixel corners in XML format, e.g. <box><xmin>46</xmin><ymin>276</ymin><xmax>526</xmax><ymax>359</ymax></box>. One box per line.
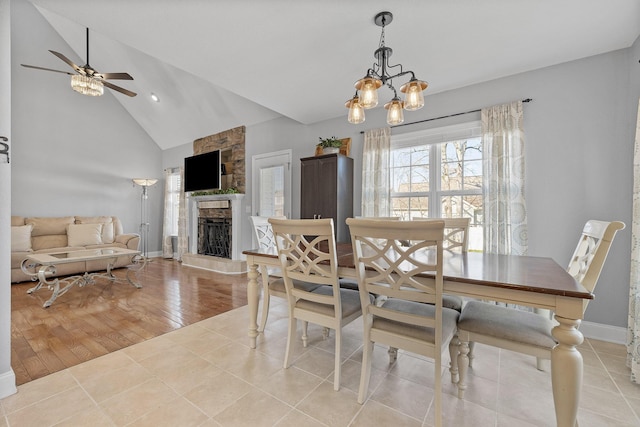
<box><xmin>71</xmin><ymin>74</ymin><xmax>104</xmax><ymax>97</ymax></box>
<box><xmin>346</xmin><ymin>11</ymin><xmax>428</xmax><ymax>126</ymax></box>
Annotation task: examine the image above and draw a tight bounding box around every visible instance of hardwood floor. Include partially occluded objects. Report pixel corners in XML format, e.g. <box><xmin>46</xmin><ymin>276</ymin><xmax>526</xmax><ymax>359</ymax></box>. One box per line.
<box><xmin>10</xmin><ymin>258</ymin><xmax>249</xmax><ymax>385</ymax></box>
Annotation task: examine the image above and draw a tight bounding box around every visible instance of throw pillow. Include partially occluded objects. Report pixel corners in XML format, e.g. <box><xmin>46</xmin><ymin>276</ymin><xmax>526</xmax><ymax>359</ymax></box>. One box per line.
<box><xmin>11</xmin><ymin>225</ymin><xmax>33</xmax><ymax>252</ymax></box>
<box><xmin>75</xmin><ymin>216</ymin><xmax>115</xmax><ymax>243</ymax></box>
<box><xmin>67</xmin><ymin>223</ymin><xmax>103</xmax><ymax>246</ymax></box>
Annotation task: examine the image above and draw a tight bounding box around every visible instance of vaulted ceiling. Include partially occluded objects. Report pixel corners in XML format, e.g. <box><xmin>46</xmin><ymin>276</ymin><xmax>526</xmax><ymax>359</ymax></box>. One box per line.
<box><xmin>20</xmin><ymin>0</ymin><xmax>640</xmax><ymax>150</ymax></box>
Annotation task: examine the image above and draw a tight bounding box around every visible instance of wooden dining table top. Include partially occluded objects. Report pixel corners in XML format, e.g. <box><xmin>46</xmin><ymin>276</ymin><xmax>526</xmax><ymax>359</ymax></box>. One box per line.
<box><xmin>243</xmin><ymin>242</ymin><xmax>592</xmax><ymax>300</ymax></box>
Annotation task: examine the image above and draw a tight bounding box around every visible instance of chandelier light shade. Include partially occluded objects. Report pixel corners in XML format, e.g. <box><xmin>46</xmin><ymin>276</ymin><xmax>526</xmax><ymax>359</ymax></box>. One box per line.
<box><xmin>71</xmin><ymin>74</ymin><xmax>104</xmax><ymax>97</ymax></box>
<box><xmin>346</xmin><ymin>11</ymin><xmax>428</xmax><ymax>125</ymax></box>
<box><xmin>132</xmin><ymin>178</ymin><xmax>158</xmax><ymax>257</ymax></box>
<box><xmin>345</xmin><ymin>94</ymin><xmax>365</xmax><ymax>124</ymax></box>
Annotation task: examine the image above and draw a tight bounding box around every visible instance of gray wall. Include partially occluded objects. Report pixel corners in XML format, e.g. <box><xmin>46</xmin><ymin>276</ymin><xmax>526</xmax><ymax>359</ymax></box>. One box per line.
<box><xmin>165</xmin><ymin>39</ymin><xmax>640</xmax><ymax>329</ymax></box>
<box><xmin>11</xmin><ymin>0</ymin><xmax>163</xmax><ymax>249</ymax></box>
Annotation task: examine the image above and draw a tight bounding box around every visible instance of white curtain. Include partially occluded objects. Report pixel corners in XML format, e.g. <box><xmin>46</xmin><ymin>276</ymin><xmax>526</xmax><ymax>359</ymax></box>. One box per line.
<box><xmin>361</xmin><ymin>128</ymin><xmax>391</xmax><ymax>217</ymax></box>
<box><xmin>482</xmin><ymin>101</ymin><xmax>528</xmax><ymax>256</ymax></box>
<box><xmin>176</xmin><ymin>167</ymin><xmax>188</xmax><ymax>261</ymax></box>
<box><xmin>162</xmin><ymin>168</ymin><xmax>173</xmax><ymax>258</ymax></box>
<box><xmin>628</xmin><ymin>98</ymin><xmax>640</xmax><ymax>384</ymax></box>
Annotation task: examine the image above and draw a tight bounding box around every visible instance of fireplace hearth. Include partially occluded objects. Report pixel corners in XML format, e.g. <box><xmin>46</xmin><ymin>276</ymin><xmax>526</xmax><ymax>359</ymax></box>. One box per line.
<box><xmin>198</xmin><ymin>218</ymin><xmax>231</xmax><ymax>258</ymax></box>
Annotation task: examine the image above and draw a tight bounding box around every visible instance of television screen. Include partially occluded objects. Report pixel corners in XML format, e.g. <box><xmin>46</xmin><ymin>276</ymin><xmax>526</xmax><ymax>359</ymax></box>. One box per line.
<box><xmin>184</xmin><ymin>150</ymin><xmax>221</xmax><ymax>192</ymax></box>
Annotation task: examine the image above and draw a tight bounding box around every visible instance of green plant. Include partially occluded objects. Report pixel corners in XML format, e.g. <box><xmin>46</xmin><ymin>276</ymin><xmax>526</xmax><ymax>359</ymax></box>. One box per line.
<box><xmin>190</xmin><ymin>187</ymin><xmax>239</xmax><ymax>196</ymax></box>
<box><xmin>317</xmin><ymin>136</ymin><xmax>343</xmax><ymax>148</ymax></box>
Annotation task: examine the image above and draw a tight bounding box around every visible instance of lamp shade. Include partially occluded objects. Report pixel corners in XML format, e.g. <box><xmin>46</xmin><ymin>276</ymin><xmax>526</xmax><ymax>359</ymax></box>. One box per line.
<box><xmin>400</xmin><ymin>79</ymin><xmax>427</xmax><ymax>111</ymax></box>
<box><xmin>71</xmin><ymin>74</ymin><xmax>104</xmax><ymax>97</ymax></box>
<box><xmin>355</xmin><ymin>76</ymin><xmax>382</xmax><ymax>109</ymax></box>
<box><xmin>345</xmin><ymin>96</ymin><xmax>365</xmax><ymax>124</ymax></box>
<box><xmin>132</xmin><ymin>178</ymin><xmax>158</xmax><ymax>187</ymax></box>
<box><xmin>384</xmin><ymin>98</ymin><xmax>404</xmax><ymax>125</ymax></box>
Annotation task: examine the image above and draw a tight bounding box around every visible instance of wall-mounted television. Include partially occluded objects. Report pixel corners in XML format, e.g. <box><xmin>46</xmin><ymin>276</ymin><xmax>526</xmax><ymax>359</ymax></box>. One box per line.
<box><xmin>184</xmin><ymin>150</ymin><xmax>221</xmax><ymax>192</ymax></box>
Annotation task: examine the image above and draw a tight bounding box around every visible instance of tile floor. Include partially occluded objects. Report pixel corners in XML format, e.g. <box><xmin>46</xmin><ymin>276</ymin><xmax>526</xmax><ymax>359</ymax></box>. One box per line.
<box><xmin>1</xmin><ymin>300</ymin><xmax>639</xmax><ymax>426</ymax></box>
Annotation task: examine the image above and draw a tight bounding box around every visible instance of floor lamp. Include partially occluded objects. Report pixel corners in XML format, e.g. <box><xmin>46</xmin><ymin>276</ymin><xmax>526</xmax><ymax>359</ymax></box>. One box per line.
<box><xmin>132</xmin><ymin>178</ymin><xmax>158</xmax><ymax>257</ymax></box>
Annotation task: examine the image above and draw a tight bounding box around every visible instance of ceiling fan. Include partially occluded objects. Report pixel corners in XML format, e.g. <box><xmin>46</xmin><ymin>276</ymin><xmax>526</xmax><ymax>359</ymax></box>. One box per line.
<box><xmin>21</xmin><ymin>28</ymin><xmax>137</xmax><ymax>97</ymax></box>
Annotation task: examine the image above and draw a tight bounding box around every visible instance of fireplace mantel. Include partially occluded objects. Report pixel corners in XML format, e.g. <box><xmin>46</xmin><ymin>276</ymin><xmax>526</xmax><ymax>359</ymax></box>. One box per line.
<box><xmin>183</xmin><ymin>193</ymin><xmax>246</xmax><ymax>274</ymax></box>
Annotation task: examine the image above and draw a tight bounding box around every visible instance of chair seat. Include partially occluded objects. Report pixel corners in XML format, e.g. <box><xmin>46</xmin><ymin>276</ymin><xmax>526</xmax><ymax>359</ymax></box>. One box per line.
<box><xmin>443</xmin><ymin>294</ymin><xmax>463</xmax><ymax>311</ymax></box>
<box><xmin>269</xmin><ymin>278</ymin><xmax>322</xmax><ymax>294</ymax></box>
<box><xmin>296</xmin><ymin>286</ymin><xmax>372</xmax><ymax>319</ymax></box>
<box><xmin>374</xmin><ymin>298</ymin><xmax>460</xmax><ymax>343</ymax></box>
<box><xmin>458</xmin><ymin>301</ymin><xmax>556</xmax><ymax>349</ymax></box>
<box><xmin>336</xmin><ymin>278</ymin><xmax>359</xmax><ymax>291</ymax></box>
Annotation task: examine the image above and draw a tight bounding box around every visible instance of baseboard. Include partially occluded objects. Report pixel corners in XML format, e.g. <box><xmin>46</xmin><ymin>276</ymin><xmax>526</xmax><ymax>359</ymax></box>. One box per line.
<box><xmin>0</xmin><ymin>368</ymin><xmax>17</xmax><ymax>399</ymax></box>
<box><xmin>581</xmin><ymin>321</ymin><xmax>627</xmax><ymax>345</ymax></box>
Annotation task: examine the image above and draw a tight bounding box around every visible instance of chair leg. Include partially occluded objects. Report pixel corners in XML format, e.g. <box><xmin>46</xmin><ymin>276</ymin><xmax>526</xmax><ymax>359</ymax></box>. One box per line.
<box><xmin>302</xmin><ymin>321</ymin><xmax>309</xmax><ymax>347</ymax></box>
<box><xmin>358</xmin><ymin>340</ymin><xmax>374</xmax><ymax>404</ymax></box>
<box><xmin>468</xmin><ymin>341</ymin><xmax>475</xmax><ymax>368</ymax></box>
<box><xmin>456</xmin><ymin>341</ymin><xmax>470</xmax><ymax>399</ymax></box>
<box><xmin>322</xmin><ymin>327</ymin><xmax>330</xmax><ymax>340</ymax></box>
<box><xmin>333</xmin><ymin>327</ymin><xmax>341</xmax><ymax>391</ymax></box>
<box><xmin>388</xmin><ymin>347</ymin><xmax>398</xmax><ymax>363</ymax></box>
<box><xmin>449</xmin><ymin>335</ymin><xmax>461</xmax><ymax>383</ymax></box>
<box><xmin>284</xmin><ymin>316</ymin><xmax>296</xmax><ymax>369</ymax></box>
<box><xmin>258</xmin><ymin>282</ymin><xmax>270</xmax><ymax>333</ymax></box>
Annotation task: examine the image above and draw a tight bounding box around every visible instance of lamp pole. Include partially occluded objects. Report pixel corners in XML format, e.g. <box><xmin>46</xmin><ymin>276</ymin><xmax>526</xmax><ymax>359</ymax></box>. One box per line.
<box><xmin>132</xmin><ymin>178</ymin><xmax>158</xmax><ymax>257</ymax></box>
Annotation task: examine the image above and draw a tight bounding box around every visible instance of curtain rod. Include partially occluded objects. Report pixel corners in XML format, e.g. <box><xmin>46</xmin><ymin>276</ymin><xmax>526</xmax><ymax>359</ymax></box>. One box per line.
<box><xmin>359</xmin><ymin>98</ymin><xmax>533</xmax><ymax>134</ymax></box>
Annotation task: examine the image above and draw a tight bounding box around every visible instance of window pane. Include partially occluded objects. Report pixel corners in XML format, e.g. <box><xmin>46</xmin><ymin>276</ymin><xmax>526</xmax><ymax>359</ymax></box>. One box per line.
<box><xmin>259</xmin><ymin>165</ymin><xmax>284</xmax><ymax>217</ymax></box>
<box><xmin>391</xmin><ymin>166</ymin><xmax>411</xmax><ymax>193</ymax></box>
<box><xmin>463</xmin><ymin>159</ymin><xmax>482</xmax><ymax>189</ymax></box>
<box><xmin>410</xmin><ymin>165</ymin><xmax>429</xmax><ymax>192</ymax></box>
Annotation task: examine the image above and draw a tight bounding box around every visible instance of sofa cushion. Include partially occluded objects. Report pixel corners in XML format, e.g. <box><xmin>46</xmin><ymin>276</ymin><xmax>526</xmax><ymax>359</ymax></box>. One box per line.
<box><xmin>76</xmin><ymin>216</ymin><xmax>115</xmax><ymax>243</ymax></box>
<box><xmin>11</xmin><ymin>225</ymin><xmax>33</xmax><ymax>252</ymax></box>
<box><xmin>26</xmin><ymin>216</ymin><xmax>75</xmax><ymax>237</ymax></box>
<box><xmin>11</xmin><ymin>216</ymin><xmax>25</xmax><ymax>226</ymax></box>
<box><xmin>67</xmin><ymin>223</ymin><xmax>104</xmax><ymax>246</ymax></box>
<box><xmin>32</xmin><ymin>235</ymin><xmax>68</xmax><ymax>251</ymax></box>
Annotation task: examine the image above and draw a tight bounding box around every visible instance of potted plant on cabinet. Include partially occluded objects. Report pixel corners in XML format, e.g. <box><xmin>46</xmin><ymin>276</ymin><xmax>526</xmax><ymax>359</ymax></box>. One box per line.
<box><xmin>317</xmin><ymin>136</ymin><xmax>343</xmax><ymax>155</ymax></box>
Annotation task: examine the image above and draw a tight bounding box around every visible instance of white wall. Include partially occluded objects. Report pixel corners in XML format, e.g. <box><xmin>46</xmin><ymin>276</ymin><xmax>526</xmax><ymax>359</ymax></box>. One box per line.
<box><xmin>10</xmin><ymin>0</ymin><xmax>163</xmax><ymax>249</ymax></box>
<box><xmin>165</xmin><ymin>41</ymin><xmax>639</xmax><ymax>329</ymax></box>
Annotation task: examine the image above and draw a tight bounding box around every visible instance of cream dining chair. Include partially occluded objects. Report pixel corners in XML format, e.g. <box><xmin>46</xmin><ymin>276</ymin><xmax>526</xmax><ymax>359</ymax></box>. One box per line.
<box><xmin>453</xmin><ymin>220</ymin><xmax>625</xmax><ymax>399</ymax></box>
<box><xmin>347</xmin><ymin>218</ymin><xmax>459</xmax><ymax>427</ymax></box>
<box><xmin>250</xmin><ymin>215</ymin><xmax>293</xmax><ymax>332</ymax></box>
<box><xmin>269</xmin><ymin>218</ymin><xmax>372</xmax><ymax>391</ymax></box>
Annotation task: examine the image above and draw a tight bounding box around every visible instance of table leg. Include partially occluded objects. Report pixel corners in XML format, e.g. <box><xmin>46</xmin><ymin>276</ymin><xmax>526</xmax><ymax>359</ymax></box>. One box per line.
<box><xmin>551</xmin><ymin>315</ymin><xmax>583</xmax><ymax>427</ymax></box>
<box><xmin>247</xmin><ymin>263</ymin><xmax>260</xmax><ymax>349</ymax></box>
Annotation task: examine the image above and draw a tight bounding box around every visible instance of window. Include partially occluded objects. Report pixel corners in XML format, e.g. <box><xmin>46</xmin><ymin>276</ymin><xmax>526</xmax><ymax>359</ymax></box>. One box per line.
<box><xmin>390</xmin><ymin>122</ymin><xmax>483</xmax><ymax>251</ymax></box>
<box><xmin>166</xmin><ymin>171</ymin><xmax>181</xmax><ymax>236</ymax></box>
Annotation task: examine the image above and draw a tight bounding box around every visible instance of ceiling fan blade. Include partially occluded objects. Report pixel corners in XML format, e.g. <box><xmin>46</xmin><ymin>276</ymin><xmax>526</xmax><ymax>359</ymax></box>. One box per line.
<box><xmin>48</xmin><ymin>50</ymin><xmax>83</xmax><ymax>74</ymax></box>
<box><xmin>20</xmin><ymin>64</ymin><xmax>74</xmax><ymax>75</ymax></box>
<box><xmin>96</xmin><ymin>72</ymin><xmax>134</xmax><ymax>80</ymax></box>
<box><xmin>102</xmin><ymin>80</ymin><xmax>137</xmax><ymax>97</ymax></box>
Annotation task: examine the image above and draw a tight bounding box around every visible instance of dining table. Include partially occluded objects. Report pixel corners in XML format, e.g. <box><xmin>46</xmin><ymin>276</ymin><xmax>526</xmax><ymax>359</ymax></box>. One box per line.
<box><xmin>243</xmin><ymin>243</ymin><xmax>592</xmax><ymax>427</ymax></box>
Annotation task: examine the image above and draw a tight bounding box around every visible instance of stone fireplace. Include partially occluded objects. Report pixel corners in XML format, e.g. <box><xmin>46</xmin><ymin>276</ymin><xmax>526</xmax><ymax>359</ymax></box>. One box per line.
<box><xmin>182</xmin><ymin>194</ymin><xmax>245</xmax><ymax>273</ymax></box>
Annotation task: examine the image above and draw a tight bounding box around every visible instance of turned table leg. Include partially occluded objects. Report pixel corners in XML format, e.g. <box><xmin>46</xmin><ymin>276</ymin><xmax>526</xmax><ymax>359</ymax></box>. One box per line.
<box><xmin>247</xmin><ymin>263</ymin><xmax>260</xmax><ymax>349</ymax></box>
<box><xmin>551</xmin><ymin>315</ymin><xmax>583</xmax><ymax>427</ymax></box>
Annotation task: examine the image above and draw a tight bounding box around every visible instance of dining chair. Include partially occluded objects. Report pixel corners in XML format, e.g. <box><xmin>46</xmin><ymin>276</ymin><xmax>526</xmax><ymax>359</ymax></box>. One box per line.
<box><xmin>347</xmin><ymin>218</ymin><xmax>459</xmax><ymax>426</ymax></box>
<box><xmin>269</xmin><ymin>217</ymin><xmax>371</xmax><ymax>391</ymax></box>
<box><xmin>250</xmin><ymin>215</ymin><xmax>294</xmax><ymax>332</ymax></box>
<box><xmin>453</xmin><ymin>220</ymin><xmax>625</xmax><ymax>399</ymax></box>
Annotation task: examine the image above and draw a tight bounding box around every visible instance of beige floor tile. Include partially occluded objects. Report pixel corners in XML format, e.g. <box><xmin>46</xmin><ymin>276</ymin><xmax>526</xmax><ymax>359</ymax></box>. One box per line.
<box><xmin>0</xmin><ymin>416</ymin><xmax>6</xmax><ymax>427</ymax></box>
<box><xmin>255</xmin><ymin>366</ymin><xmax>323</xmax><ymax>406</ymax></box>
<box><xmin>296</xmin><ymin>381</ymin><xmax>363</xmax><ymax>427</ymax></box>
<box><xmin>183</xmin><ymin>371</ymin><xmax>253</xmax><ymax>418</ymax></box>
<box><xmin>68</xmin><ymin>349</ymin><xmax>135</xmax><ymax>383</ymax></box>
<box><xmin>428</xmin><ymin>392</ymin><xmax>498</xmax><ymax>427</ymax></box>
<box><xmin>126</xmin><ymin>396</ymin><xmax>208</xmax><ymax>427</ymax></box>
<box><xmin>577</xmin><ymin>408</ymin><xmax>640</xmax><ymax>427</ymax></box>
<box><xmin>53</xmin><ymin>406</ymin><xmax>114</xmax><ymax>427</ymax></box>
<box><xmin>350</xmin><ymin>400</ymin><xmax>421</xmax><ymax>427</ymax></box>
<box><xmin>156</xmin><ymin>356</ymin><xmax>222</xmax><ymax>396</ymax></box>
<box><xmin>386</xmin><ymin>352</ymin><xmax>440</xmax><ymax>388</ymax></box>
<box><xmin>213</xmin><ymin>388</ymin><xmax>292</xmax><ymax>427</ymax></box>
<box><xmin>6</xmin><ymin>386</ymin><xmax>96</xmax><ymax>427</ymax></box>
<box><xmin>100</xmin><ymin>378</ymin><xmax>179</xmax><ymax>426</ymax></box>
<box><xmin>327</xmin><ymin>357</ymin><xmax>387</xmax><ymax>395</ymax></box>
<box><xmin>601</xmin><ymin>353</ymin><xmax>634</xmax><ymax>376</ymax></box>
<box><xmin>137</xmin><ymin>344</ymin><xmax>204</xmax><ymax>374</ymax></box>
<box><xmin>369</xmin><ymin>373</ymin><xmax>433</xmax><ymax>420</ymax></box>
<box><xmin>496</xmin><ymin>379</ymin><xmax>556</xmax><ymax>426</ymax></box>
<box><xmin>123</xmin><ymin>335</ymin><xmax>176</xmax><ymax>363</ymax></box>
<box><xmin>78</xmin><ymin>362</ymin><xmax>153</xmax><ymax>403</ymax></box>
<box><xmin>496</xmin><ymin>412</ymin><xmax>540</xmax><ymax>427</ymax></box>
<box><xmin>165</xmin><ymin>324</ymin><xmax>232</xmax><ymax>355</ymax></box>
<box><xmin>273</xmin><ymin>409</ymin><xmax>325</xmax><ymax>427</ymax></box>
<box><xmin>443</xmin><ymin>369</ymin><xmax>498</xmax><ymax>411</ymax></box>
<box><xmin>588</xmin><ymin>339</ymin><xmax>628</xmax><ymax>358</ymax></box>
<box><xmin>286</xmin><ymin>346</ymin><xmax>336</xmax><ymax>380</ymax></box>
<box><xmin>609</xmin><ymin>372</ymin><xmax>640</xmax><ymax>400</ymax></box>
<box><xmin>223</xmin><ymin>348</ymin><xmax>284</xmax><ymax>384</ymax></box>
<box><xmin>579</xmin><ymin>382</ymin><xmax>639</xmax><ymax>424</ymax></box>
<box><xmin>1</xmin><ymin>370</ymin><xmax>78</xmax><ymax>414</ymax></box>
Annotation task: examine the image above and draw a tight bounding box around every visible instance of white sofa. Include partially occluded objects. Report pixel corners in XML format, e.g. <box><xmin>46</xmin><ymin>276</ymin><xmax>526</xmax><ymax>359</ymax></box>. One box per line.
<box><xmin>11</xmin><ymin>215</ymin><xmax>140</xmax><ymax>283</ymax></box>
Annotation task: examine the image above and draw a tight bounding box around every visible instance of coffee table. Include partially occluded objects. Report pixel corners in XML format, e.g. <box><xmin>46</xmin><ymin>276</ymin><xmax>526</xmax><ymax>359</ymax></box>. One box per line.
<box><xmin>20</xmin><ymin>247</ymin><xmax>146</xmax><ymax>308</ymax></box>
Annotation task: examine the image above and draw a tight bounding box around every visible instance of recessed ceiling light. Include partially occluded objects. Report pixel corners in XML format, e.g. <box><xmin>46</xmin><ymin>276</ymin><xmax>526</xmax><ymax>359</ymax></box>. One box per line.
<box><xmin>150</xmin><ymin>93</ymin><xmax>160</xmax><ymax>102</ymax></box>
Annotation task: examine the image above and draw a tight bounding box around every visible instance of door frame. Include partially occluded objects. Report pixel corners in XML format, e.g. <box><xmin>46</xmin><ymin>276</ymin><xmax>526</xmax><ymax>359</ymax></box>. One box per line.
<box><xmin>251</xmin><ymin>149</ymin><xmax>292</xmax><ymax>218</ymax></box>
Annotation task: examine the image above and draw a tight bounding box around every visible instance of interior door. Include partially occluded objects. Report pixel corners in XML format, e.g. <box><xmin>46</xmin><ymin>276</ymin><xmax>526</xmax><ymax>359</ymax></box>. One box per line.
<box><xmin>252</xmin><ymin>150</ymin><xmax>292</xmax><ymax>218</ymax></box>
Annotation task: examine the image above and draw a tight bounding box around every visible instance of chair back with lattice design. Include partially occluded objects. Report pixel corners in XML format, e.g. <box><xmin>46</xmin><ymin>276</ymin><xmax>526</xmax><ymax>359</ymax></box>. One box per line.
<box><xmin>347</xmin><ymin>218</ymin><xmax>445</xmax><ymax>327</ymax></box>
<box><xmin>566</xmin><ymin>220</ymin><xmax>625</xmax><ymax>294</ymax></box>
<box><xmin>269</xmin><ymin>218</ymin><xmax>340</xmax><ymax>305</ymax></box>
<box><xmin>413</xmin><ymin>217</ymin><xmax>470</xmax><ymax>252</ymax></box>
<box><xmin>250</xmin><ymin>216</ymin><xmax>285</xmax><ymax>251</ymax></box>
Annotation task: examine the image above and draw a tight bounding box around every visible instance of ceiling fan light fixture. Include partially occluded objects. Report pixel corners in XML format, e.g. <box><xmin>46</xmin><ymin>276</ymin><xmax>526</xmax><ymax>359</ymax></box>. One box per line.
<box><xmin>71</xmin><ymin>74</ymin><xmax>103</xmax><ymax>96</ymax></box>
